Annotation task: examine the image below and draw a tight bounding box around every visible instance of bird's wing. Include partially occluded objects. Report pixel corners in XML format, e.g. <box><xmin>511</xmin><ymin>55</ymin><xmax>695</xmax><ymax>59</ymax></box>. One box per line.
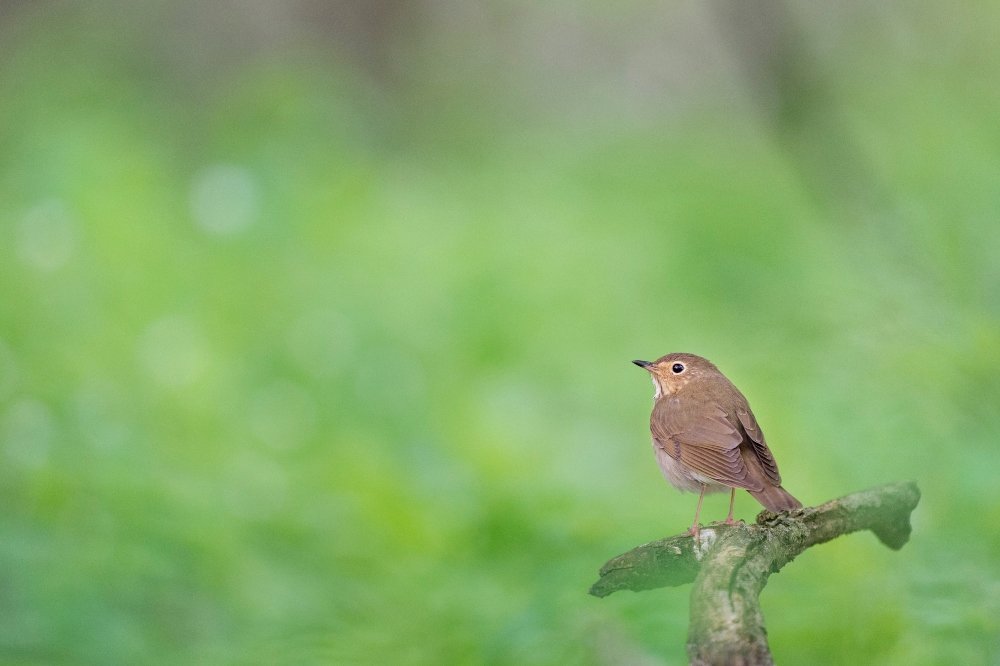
<box><xmin>650</xmin><ymin>398</ymin><xmax>761</xmax><ymax>490</ymax></box>
<box><xmin>736</xmin><ymin>407</ymin><xmax>782</xmax><ymax>485</ymax></box>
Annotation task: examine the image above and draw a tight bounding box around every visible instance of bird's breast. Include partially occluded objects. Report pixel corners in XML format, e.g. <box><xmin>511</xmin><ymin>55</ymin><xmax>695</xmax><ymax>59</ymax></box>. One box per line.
<box><xmin>651</xmin><ymin>438</ymin><xmax>727</xmax><ymax>494</ymax></box>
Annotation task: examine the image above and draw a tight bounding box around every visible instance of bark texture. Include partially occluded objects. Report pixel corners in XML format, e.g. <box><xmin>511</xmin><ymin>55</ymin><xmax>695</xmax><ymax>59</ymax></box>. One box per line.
<box><xmin>589</xmin><ymin>481</ymin><xmax>920</xmax><ymax>665</ymax></box>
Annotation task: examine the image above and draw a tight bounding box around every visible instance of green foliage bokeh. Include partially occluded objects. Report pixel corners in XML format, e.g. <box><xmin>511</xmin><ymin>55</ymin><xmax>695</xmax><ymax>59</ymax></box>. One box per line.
<box><xmin>1</xmin><ymin>4</ymin><xmax>998</xmax><ymax>664</ymax></box>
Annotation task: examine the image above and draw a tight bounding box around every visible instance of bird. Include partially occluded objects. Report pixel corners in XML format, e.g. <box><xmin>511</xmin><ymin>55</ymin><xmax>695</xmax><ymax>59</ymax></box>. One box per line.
<box><xmin>632</xmin><ymin>353</ymin><xmax>802</xmax><ymax>537</ymax></box>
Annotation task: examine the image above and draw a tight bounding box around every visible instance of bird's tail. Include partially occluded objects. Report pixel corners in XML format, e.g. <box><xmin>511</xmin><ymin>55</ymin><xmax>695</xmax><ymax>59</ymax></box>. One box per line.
<box><xmin>749</xmin><ymin>485</ymin><xmax>803</xmax><ymax>513</ymax></box>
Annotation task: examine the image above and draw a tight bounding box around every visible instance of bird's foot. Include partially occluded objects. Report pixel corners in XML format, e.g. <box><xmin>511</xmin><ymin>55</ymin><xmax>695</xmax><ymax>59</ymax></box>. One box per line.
<box><xmin>687</xmin><ymin>524</ymin><xmax>701</xmax><ymax>540</ymax></box>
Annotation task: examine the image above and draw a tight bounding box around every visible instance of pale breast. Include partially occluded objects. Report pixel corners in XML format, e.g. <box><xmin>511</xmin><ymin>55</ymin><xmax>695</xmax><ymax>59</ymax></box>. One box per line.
<box><xmin>651</xmin><ymin>438</ymin><xmax>728</xmax><ymax>494</ymax></box>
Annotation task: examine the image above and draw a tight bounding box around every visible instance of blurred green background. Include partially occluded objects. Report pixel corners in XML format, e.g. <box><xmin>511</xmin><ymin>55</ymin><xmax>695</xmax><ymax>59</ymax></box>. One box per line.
<box><xmin>1</xmin><ymin>2</ymin><xmax>998</xmax><ymax>664</ymax></box>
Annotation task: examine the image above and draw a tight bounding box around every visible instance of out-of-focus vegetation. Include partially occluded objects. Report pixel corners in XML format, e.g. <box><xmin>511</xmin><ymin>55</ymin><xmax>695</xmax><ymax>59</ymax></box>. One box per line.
<box><xmin>1</xmin><ymin>2</ymin><xmax>998</xmax><ymax>664</ymax></box>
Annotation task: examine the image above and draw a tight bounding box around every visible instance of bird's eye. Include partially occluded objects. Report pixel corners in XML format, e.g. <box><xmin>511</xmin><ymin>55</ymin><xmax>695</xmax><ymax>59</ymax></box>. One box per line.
<box><xmin>671</xmin><ymin>363</ymin><xmax>685</xmax><ymax>374</ymax></box>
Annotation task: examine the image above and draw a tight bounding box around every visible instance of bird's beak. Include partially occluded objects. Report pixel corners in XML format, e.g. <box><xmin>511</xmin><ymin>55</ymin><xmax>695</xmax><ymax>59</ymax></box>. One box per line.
<box><xmin>632</xmin><ymin>359</ymin><xmax>652</xmax><ymax>369</ymax></box>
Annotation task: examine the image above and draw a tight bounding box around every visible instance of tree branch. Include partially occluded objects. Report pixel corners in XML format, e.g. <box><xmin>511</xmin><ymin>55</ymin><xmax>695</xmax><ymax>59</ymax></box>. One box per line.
<box><xmin>589</xmin><ymin>481</ymin><xmax>920</xmax><ymax>665</ymax></box>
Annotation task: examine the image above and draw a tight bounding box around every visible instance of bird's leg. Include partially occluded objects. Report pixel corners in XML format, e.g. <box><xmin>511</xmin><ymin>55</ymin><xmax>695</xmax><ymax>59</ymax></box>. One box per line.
<box><xmin>689</xmin><ymin>484</ymin><xmax>706</xmax><ymax>539</ymax></box>
<box><xmin>724</xmin><ymin>487</ymin><xmax>737</xmax><ymax>525</ymax></box>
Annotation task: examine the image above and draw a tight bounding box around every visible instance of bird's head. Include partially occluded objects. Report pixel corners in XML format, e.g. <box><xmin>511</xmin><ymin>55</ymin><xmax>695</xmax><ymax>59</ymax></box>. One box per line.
<box><xmin>632</xmin><ymin>353</ymin><xmax>721</xmax><ymax>399</ymax></box>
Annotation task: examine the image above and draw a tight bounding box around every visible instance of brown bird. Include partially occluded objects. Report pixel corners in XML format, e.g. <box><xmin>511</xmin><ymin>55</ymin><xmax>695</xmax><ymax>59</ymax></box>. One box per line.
<box><xmin>633</xmin><ymin>353</ymin><xmax>801</xmax><ymax>536</ymax></box>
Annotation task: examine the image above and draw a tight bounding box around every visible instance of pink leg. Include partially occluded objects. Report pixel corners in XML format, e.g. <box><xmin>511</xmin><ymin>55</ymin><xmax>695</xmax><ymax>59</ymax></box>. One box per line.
<box><xmin>724</xmin><ymin>488</ymin><xmax>737</xmax><ymax>525</ymax></box>
<box><xmin>689</xmin><ymin>484</ymin><xmax>706</xmax><ymax>538</ymax></box>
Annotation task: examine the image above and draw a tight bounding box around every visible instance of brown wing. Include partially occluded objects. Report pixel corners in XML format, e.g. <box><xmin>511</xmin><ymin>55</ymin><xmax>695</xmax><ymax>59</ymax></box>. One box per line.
<box><xmin>650</xmin><ymin>397</ymin><xmax>763</xmax><ymax>491</ymax></box>
<box><xmin>736</xmin><ymin>407</ymin><xmax>782</xmax><ymax>485</ymax></box>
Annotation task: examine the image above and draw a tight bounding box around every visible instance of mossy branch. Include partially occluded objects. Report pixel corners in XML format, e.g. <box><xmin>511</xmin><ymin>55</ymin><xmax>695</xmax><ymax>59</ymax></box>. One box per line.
<box><xmin>589</xmin><ymin>481</ymin><xmax>920</xmax><ymax>665</ymax></box>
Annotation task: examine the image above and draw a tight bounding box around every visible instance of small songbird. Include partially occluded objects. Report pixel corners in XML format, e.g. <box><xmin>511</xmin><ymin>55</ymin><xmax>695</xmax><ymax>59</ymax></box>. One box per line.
<box><xmin>633</xmin><ymin>353</ymin><xmax>801</xmax><ymax>536</ymax></box>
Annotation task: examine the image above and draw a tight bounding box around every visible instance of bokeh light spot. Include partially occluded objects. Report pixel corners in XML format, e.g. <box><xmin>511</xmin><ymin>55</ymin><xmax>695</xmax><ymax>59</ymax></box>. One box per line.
<box><xmin>16</xmin><ymin>200</ymin><xmax>77</xmax><ymax>271</ymax></box>
<box><xmin>137</xmin><ymin>315</ymin><xmax>210</xmax><ymax>388</ymax></box>
<box><xmin>189</xmin><ymin>163</ymin><xmax>259</xmax><ymax>236</ymax></box>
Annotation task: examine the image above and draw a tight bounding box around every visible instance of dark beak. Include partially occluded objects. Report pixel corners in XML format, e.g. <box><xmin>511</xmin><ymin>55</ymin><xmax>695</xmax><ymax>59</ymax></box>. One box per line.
<box><xmin>632</xmin><ymin>359</ymin><xmax>652</xmax><ymax>369</ymax></box>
